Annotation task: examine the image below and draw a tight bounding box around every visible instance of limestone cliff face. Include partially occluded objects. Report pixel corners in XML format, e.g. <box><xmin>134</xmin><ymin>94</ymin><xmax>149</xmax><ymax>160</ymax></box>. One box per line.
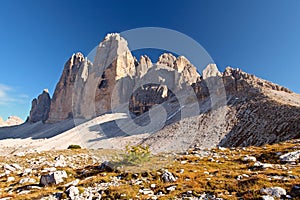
<box><xmin>72</xmin><ymin>33</ymin><xmax>136</xmax><ymax>119</ymax></box>
<box><xmin>94</xmin><ymin>34</ymin><xmax>136</xmax><ymax>115</ymax></box>
<box><xmin>28</xmin><ymin>89</ymin><xmax>51</xmax><ymax>123</ymax></box>
<box><xmin>129</xmin><ymin>54</ymin><xmax>200</xmax><ymax>115</ymax></box>
<box><xmin>46</xmin><ymin>53</ymin><xmax>85</xmax><ymax>123</ymax></box>
<box><xmin>35</xmin><ymin>34</ymin><xmax>205</xmax><ymax>122</ymax></box>
<box><xmin>174</xmin><ymin>56</ymin><xmax>200</xmax><ymax>87</ymax></box>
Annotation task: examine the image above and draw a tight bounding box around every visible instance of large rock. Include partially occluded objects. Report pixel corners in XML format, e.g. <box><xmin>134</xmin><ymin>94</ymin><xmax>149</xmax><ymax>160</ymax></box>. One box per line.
<box><xmin>279</xmin><ymin>150</ymin><xmax>300</xmax><ymax>163</ymax></box>
<box><xmin>28</xmin><ymin>89</ymin><xmax>51</xmax><ymax>123</ymax></box>
<box><xmin>260</xmin><ymin>187</ymin><xmax>286</xmax><ymax>198</ymax></box>
<box><xmin>40</xmin><ymin>170</ymin><xmax>67</xmax><ymax>186</ymax></box>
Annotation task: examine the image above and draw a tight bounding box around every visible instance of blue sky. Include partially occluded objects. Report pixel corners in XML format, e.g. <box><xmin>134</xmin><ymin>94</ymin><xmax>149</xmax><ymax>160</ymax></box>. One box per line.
<box><xmin>0</xmin><ymin>0</ymin><xmax>299</xmax><ymax>120</ymax></box>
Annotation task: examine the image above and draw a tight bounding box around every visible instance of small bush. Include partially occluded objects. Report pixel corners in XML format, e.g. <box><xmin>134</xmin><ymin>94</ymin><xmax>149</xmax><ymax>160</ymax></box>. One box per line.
<box><xmin>117</xmin><ymin>144</ymin><xmax>151</xmax><ymax>166</ymax></box>
<box><xmin>67</xmin><ymin>144</ymin><xmax>82</xmax><ymax>150</ymax></box>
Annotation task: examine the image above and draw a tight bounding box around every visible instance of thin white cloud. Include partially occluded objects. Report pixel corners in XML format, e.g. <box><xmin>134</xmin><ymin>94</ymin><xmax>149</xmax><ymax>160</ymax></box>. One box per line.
<box><xmin>0</xmin><ymin>84</ymin><xmax>12</xmax><ymax>104</ymax></box>
<box><xmin>0</xmin><ymin>84</ymin><xmax>29</xmax><ymax>105</ymax></box>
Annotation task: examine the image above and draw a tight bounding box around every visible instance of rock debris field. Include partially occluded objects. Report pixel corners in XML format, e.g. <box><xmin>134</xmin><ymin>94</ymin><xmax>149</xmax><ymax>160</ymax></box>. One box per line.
<box><xmin>0</xmin><ymin>139</ymin><xmax>299</xmax><ymax>200</ymax></box>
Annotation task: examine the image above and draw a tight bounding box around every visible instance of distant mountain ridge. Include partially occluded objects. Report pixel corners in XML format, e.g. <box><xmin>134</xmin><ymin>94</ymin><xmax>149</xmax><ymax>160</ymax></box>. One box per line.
<box><xmin>0</xmin><ymin>116</ymin><xmax>23</xmax><ymax>127</ymax></box>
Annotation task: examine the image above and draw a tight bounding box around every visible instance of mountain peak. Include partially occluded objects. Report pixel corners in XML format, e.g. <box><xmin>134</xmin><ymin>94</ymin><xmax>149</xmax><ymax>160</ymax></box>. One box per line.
<box><xmin>28</xmin><ymin>89</ymin><xmax>51</xmax><ymax>123</ymax></box>
<box><xmin>43</xmin><ymin>88</ymin><xmax>49</xmax><ymax>94</ymax></box>
<box><xmin>157</xmin><ymin>53</ymin><xmax>177</xmax><ymax>68</ymax></box>
<box><xmin>202</xmin><ymin>64</ymin><xmax>222</xmax><ymax>79</ymax></box>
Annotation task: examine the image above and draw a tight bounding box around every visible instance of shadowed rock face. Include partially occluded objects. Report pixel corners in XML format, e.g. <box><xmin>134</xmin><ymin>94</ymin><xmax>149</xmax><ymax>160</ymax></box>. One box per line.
<box><xmin>46</xmin><ymin>53</ymin><xmax>85</xmax><ymax>123</ymax></box>
<box><xmin>28</xmin><ymin>89</ymin><xmax>51</xmax><ymax>123</ymax></box>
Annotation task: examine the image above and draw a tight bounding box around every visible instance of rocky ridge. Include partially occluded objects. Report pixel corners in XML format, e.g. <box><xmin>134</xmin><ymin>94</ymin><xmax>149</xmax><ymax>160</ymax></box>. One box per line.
<box><xmin>1</xmin><ymin>32</ymin><xmax>299</xmax><ymax>152</ymax></box>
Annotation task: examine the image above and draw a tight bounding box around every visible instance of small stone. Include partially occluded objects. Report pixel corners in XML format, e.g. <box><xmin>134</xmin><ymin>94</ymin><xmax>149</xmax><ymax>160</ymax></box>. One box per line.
<box><xmin>140</xmin><ymin>188</ymin><xmax>154</xmax><ymax>195</ymax></box>
<box><xmin>15</xmin><ymin>152</ymin><xmax>26</xmax><ymax>157</ymax></box>
<box><xmin>161</xmin><ymin>170</ymin><xmax>176</xmax><ymax>183</ymax></box>
<box><xmin>290</xmin><ymin>185</ymin><xmax>300</xmax><ymax>198</ymax></box>
<box><xmin>11</xmin><ymin>164</ymin><xmax>22</xmax><ymax>170</ymax></box>
<box><xmin>18</xmin><ymin>190</ymin><xmax>31</xmax><ymax>195</ymax></box>
<box><xmin>218</xmin><ymin>147</ymin><xmax>227</xmax><ymax>151</ymax></box>
<box><xmin>260</xmin><ymin>187</ymin><xmax>286</xmax><ymax>198</ymax></box>
<box><xmin>22</xmin><ymin>168</ymin><xmax>32</xmax><ymax>175</ymax></box>
<box><xmin>4</xmin><ymin>164</ymin><xmax>16</xmax><ymax>172</ymax></box>
<box><xmin>166</xmin><ymin>185</ymin><xmax>176</xmax><ymax>192</ymax></box>
<box><xmin>27</xmin><ymin>186</ymin><xmax>42</xmax><ymax>190</ymax></box>
<box><xmin>66</xmin><ymin>186</ymin><xmax>79</xmax><ymax>200</ymax></box>
<box><xmin>254</xmin><ymin>162</ymin><xmax>273</xmax><ymax>169</ymax></box>
<box><xmin>19</xmin><ymin>178</ymin><xmax>36</xmax><ymax>184</ymax></box>
<box><xmin>54</xmin><ymin>155</ymin><xmax>67</xmax><ymax>167</ymax></box>
<box><xmin>242</xmin><ymin>174</ymin><xmax>249</xmax><ymax>178</ymax></box>
<box><xmin>261</xmin><ymin>195</ymin><xmax>274</xmax><ymax>200</ymax></box>
<box><xmin>41</xmin><ymin>167</ymin><xmax>57</xmax><ymax>173</ymax></box>
<box><xmin>242</xmin><ymin>156</ymin><xmax>257</xmax><ymax>162</ymax></box>
<box><xmin>279</xmin><ymin>150</ymin><xmax>300</xmax><ymax>163</ymax></box>
<box><xmin>64</xmin><ymin>179</ymin><xmax>80</xmax><ymax>187</ymax></box>
<box><xmin>7</xmin><ymin>177</ymin><xmax>15</xmax><ymax>182</ymax></box>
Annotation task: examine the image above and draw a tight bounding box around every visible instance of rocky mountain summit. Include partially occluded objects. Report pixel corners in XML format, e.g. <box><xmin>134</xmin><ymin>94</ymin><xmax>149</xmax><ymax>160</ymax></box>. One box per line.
<box><xmin>0</xmin><ymin>116</ymin><xmax>23</xmax><ymax>127</ymax></box>
<box><xmin>0</xmin><ymin>33</ymin><xmax>299</xmax><ymax>153</ymax></box>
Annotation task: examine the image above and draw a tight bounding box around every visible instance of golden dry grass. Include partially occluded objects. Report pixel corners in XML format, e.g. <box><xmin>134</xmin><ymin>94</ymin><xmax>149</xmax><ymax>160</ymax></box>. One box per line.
<box><xmin>0</xmin><ymin>140</ymin><xmax>299</xmax><ymax>199</ymax></box>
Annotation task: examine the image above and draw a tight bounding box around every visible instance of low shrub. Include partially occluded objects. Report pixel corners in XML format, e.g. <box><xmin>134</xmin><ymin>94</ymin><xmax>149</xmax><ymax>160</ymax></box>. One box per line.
<box><xmin>117</xmin><ymin>144</ymin><xmax>151</xmax><ymax>166</ymax></box>
<box><xmin>67</xmin><ymin>144</ymin><xmax>82</xmax><ymax>150</ymax></box>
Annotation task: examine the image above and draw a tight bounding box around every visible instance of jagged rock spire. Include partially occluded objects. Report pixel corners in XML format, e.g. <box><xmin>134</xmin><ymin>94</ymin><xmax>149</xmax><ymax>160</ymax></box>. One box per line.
<box><xmin>28</xmin><ymin>89</ymin><xmax>51</xmax><ymax>123</ymax></box>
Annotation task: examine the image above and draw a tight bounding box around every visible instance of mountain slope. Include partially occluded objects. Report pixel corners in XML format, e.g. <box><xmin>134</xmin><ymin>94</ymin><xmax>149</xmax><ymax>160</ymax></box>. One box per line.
<box><xmin>140</xmin><ymin>67</ymin><xmax>300</xmax><ymax>152</ymax></box>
